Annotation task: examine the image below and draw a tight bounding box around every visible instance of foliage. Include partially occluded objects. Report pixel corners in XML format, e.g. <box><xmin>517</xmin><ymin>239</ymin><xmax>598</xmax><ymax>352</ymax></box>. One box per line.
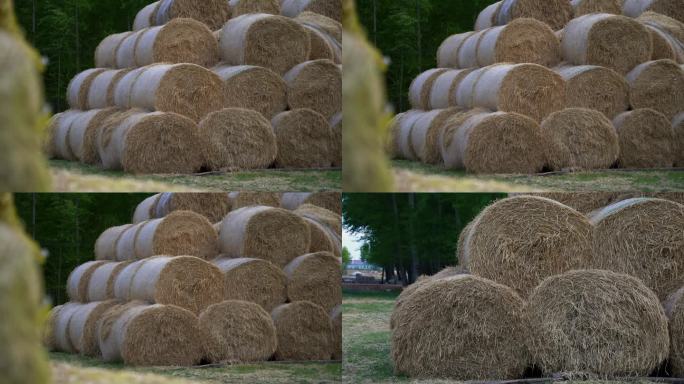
<box><xmin>356</xmin><ymin>0</ymin><xmax>498</xmax><ymax>113</ymax></box>
<box><xmin>342</xmin><ymin>246</ymin><xmax>352</xmax><ymax>271</ymax></box>
<box><xmin>343</xmin><ymin>193</ymin><xmax>504</xmax><ymax>284</ymax></box>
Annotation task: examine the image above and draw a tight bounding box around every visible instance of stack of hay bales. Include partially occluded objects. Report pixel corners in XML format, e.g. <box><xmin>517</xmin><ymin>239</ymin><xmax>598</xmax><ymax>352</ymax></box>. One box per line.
<box><xmin>45</xmin><ymin>1</ymin><xmax>342</xmax><ymax>174</ymax></box>
<box><xmin>392</xmin><ymin>193</ymin><xmax>684</xmax><ymax>380</ymax></box>
<box><xmin>390</xmin><ymin>0</ymin><xmax>684</xmax><ymax>174</ymax></box>
<box><xmin>45</xmin><ymin>193</ymin><xmax>342</xmax><ymax>366</ymax></box>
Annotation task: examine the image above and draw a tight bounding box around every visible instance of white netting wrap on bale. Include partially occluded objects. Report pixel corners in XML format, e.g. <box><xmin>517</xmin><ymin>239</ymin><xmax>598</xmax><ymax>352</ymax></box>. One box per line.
<box><xmin>623</xmin><ymin>0</ymin><xmax>683</xmax><ymax>24</ymax></box>
<box><xmin>67</xmin><ymin>68</ymin><xmax>106</xmax><ymax>110</ymax></box>
<box><xmin>475</xmin><ymin>0</ymin><xmax>573</xmax><ymax>31</ymax></box>
<box><xmin>281</xmin><ymin>0</ymin><xmax>341</xmax><ymax>22</ymax></box>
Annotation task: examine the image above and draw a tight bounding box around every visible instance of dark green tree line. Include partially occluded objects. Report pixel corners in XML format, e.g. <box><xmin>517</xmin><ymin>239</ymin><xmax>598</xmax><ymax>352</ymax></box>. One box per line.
<box><xmin>356</xmin><ymin>0</ymin><xmax>498</xmax><ymax>112</ymax></box>
<box><xmin>343</xmin><ymin>193</ymin><xmax>503</xmax><ymax>285</ymax></box>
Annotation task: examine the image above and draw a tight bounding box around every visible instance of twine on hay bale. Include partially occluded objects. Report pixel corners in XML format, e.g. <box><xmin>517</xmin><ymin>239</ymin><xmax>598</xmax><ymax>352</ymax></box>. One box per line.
<box><xmin>95</xmin><ymin>224</ymin><xmax>133</xmax><ymax>261</ymax></box>
<box><xmin>623</xmin><ymin>0</ymin><xmax>683</xmax><ymax>24</ymax></box>
<box><xmin>455</xmin><ymin>63</ymin><xmax>565</xmax><ymax>122</ymax></box>
<box><xmin>570</xmin><ymin>0</ymin><xmax>622</xmax><ymax>16</ymax></box>
<box><xmin>483</xmin><ymin>0</ymin><xmax>573</xmax><ymax>31</ymax></box>
<box><xmin>98</xmin><ymin>302</ymin><xmax>204</xmax><ymax>366</ymax></box>
<box><xmin>154</xmin><ymin>0</ymin><xmax>230</xmax><ymax>31</ymax></box>
<box><xmin>281</xmin><ymin>0</ymin><xmax>341</xmax><ymax>22</ymax></box>
<box><xmin>230</xmin><ymin>0</ymin><xmax>280</xmax><ymax>16</ymax></box>
<box><xmin>281</xmin><ymin>192</ymin><xmax>341</xmax><ymax>214</ymax></box>
<box><xmin>409</xmin><ymin>108</ymin><xmax>462</xmax><ymax>165</ymax></box>
<box><xmin>271</xmin><ymin>301</ymin><xmax>333</xmax><ymax>361</ymax></box>
<box><xmin>664</xmin><ymin>287</ymin><xmax>684</xmax><ymax>377</ymax></box>
<box><xmin>95</xmin><ymin>32</ymin><xmax>133</xmax><ymax>68</ymax></box>
<box><xmin>284</xmin><ymin>59</ymin><xmax>341</xmax><ymax>120</ymax></box>
<box><xmin>134</xmin><ymin>18</ymin><xmax>219</xmax><ymax>68</ymax></box>
<box><xmin>408</xmin><ymin>68</ymin><xmax>449</xmax><ymax>110</ymax></box>
<box><xmin>540</xmin><ymin>108</ymin><xmax>619</xmax><ymax>170</ymax></box>
<box><xmin>87</xmin><ymin>69</ymin><xmax>130</xmax><ymax>110</ymax></box>
<box><xmin>52</xmin><ymin>303</ymin><xmax>81</xmax><ymax>353</ymax></box>
<box><xmin>626</xmin><ymin>59</ymin><xmax>684</xmax><ymax>120</ymax></box>
<box><xmin>198</xmin><ymin>108</ymin><xmax>277</xmax><ymax>171</ymax></box>
<box><xmin>133</xmin><ymin>1</ymin><xmax>160</xmax><ymax>30</ymax></box>
<box><xmin>67</xmin><ymin>108</ymin><xmax>119</xmax><ymax>165</ymax></box>
<box><xmin>127</xmin><ymin>63</ymin><xmax>224</xmax><ymax>123</ymax></box>
<box><xmin>272</xmin><ymin>109</ymin><xmax>333</xmax><ymax>168</ymax></box>
<box><xmin>68</xmin><ymin>300</ymin><xmax>118</xmax><ymax>356</ymax></box>
<box><xmin>330</xmin><ymin>305</ymin><xmax>341</xmax><ymax>360</ymax></box>
<box><xmin>86</xmin><ymin>261</ymin><xmax>130</xmax><ymax>302</ymax></box>
<box><xmin>561</xmin><ymin>13</ymin><xmax>652</xmax><ymax>74</ymax></box>
<box><xmin>219</xmin><ymin>206</ymin><xmax>311</xmax><ymax>267</ymax></box>
<box><xmin>220</xmin><ymin>14</ymin><xmax>310</xmax><ymax>75</ymax></box>
<box><xmin>391</xmin><ymin>275</ymin><xmax>528</xmax><ymax>380</ymax></box>
<box><xmin>212</xmin><ymin>257</ymin><xmax>287</xmax><ymax>311</ymax></box>
<box><xmin>554</xmin><ymin>64</ymin><xmax>629</xmax><ymax>118</ymax></box>
<box><xmin>429</xmin><ymin>69</ymin><xmax>473</xmax><ymax>110</ymax></box>
<box><xmin>589</xmin><ymin>198</ymin><xmax>684</xmax><ymax>300</ymax></box>
<box><xmin>440</xmin><ymin>110</ymin><xmax>547</xmax><ymax>174</ymax></box>
<box><xmin>45</xmin><ymin>111</ymin><xmax>80</xmax><ymax>160</ymax></box>
<box><xmin>612</xmin><ymin>109</ymin><xmax>675</xmax><ymax>168</ymax></box>
<box><xmin>462</xmin><ymin>196</ymin><xmax>593</xmax><ymax>297</ymax></box>
<box><xmin>330</xmin><ymin>112</ymin><xmax>342</xmax><ymax>167</ymax></box>
<box><xmin>436</xmin><ymin>32</ymin><xmax>474</xmax><ymax>68</ymax></box>
<box><xmin>67</xmin><ymin>68</ymin><xmax>106</xmax><ymax>110</ymax></box>
<box><xmin>98</xmin><ymin>111</ymin><xmax>205</xmax><ymax>174</ymax></box>
<box><xmin>67</xmin><ymin>261</ymin><xmax>107</xmax><ymax>302</ymax></box>
<box><xmin>115</xmin><ymin>30</ymin><xmax>146</xmax><ymax>69</ymax></box>
<box><xmin>526</xmin><ymin>269</ymin><xmax>669</xmax><ymax>376</ymax></box>
<box><xmin>199</xmin><ymin>300</ymin><xmax>277</xmax><ymax>363</ymax></box>
<box><xmin>137</xmin><ymin>192</ymin><xmax>231</xmax><ymax>223</ymax></box>
<box><xmin>637</xmin><ymin>12</ymin><xmax>684</xmax><ymax>62</ymax></box>
<box><xmin>674</xmin><ymin>113</ymin><xmax>684</xmax><ymax>167</ymax></box>
<box><xmin>212</xmin><ymin>64</ymin><xmax>287</xmax><ymax>118</ymax></box>
<box><xmin>228</xmin><ymin>192</ymin><xmax>282</xmax><ymax>209</ymax></box>
<box><xmin>284</xmin><ymin>252</ymin><xmax>342</xmax><ymax>312</ymax></box>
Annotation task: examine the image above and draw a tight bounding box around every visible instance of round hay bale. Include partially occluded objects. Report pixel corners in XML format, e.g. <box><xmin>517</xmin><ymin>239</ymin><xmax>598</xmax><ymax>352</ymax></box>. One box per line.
<box><xmin>212</xmin><ymin>257</ymin><xmax>287</xmax><ymax>311</ymax></box>
<box><xmin>613</xmin><ymin>109</ymin><xmax>675</xmax><ymax>168</ymax></box>
<box><xmin>133</xmin><ymin>1</ymin><xmax>160</xmax><ymax>30</ymax></box>
<box><xmin>626</xmin><ymin>59</ymin><xmax>684</xmax><ymax>120</ymax></box>
<box><xmin>228</xmin><ymin>192</ymin><xmax>282</xmax><ymax>209</ymax></box>
<box><xmin>463</xmin><ymin>196</ymin><xmax>593</xmax><ymax>296</ymax></box>
<box><xmin>441</xmin><ymin>110</ymin><xmax>547</xmax><ymax>174</ymax></box>
<box><xmin>409</xmin><ymin>108</ymin><xmax>462</xmax><ymax>165</ymax></box>
<box><xmin>95</xmin><ymin>224</ymin><xmax>134</xmax><ymax>261</ymax></box>
<box><xmin>646</xmin><ymin>26</ymin><xmax>678</xmax><ymax>61</ymax></box>
<box><xmin>271</xmin><ymin>301</ymin><xmax>333</xmax><ymax>361</ymax></box>
<box><xmin>281</xmin><ymin>192</ymin><xmax>341</xmax><ymax>214</ymax></box>
<box><xmin>284</xmin><ymin>59</ymin><xmax>341</xmax><ymax>120</ymax></box>
<box><xmin>429</xmin><ymin>69</ymin><xmax>473</xmax><ymax>110</ymax></box>
<box><xmin>153</xmin><ymin>193</ymin><xmax>231</xmax><ymax>223</ymax></box>
<box><xmin>97</xmin><ymin>300</ymin><xmax>145</xmax><ymax>361</ymax></box>
<box><xmin>135</xmin><ymin>18</ymin><xmax>219</xmax><ymax>68</ymax></box>
<box><xmin>281</xmin><ymin>0</ymin><xmax>341</xmax><ymax>21</ymax></box>
<box><xmin>475</xmin><ymin>3</ymin><xmax>502</xmax><ymax>30</ymax></box>
<box><xmin>99</xmin><ymin>303</ymin><xmax>204</xmax><ymax>366</ymax></box>
<box><xmin>554</xmin><ymin>64</ymin><xmax>629</xmax><ymax>118</ymax></box>
<box><xmin>219</xmin><ymin>206</ymin><xmax>311</xmax><ymax>267</ymax></box>
<box><xmin>570</xmin><ymin>0</ymin><xmax>622</xmax><ymax>16</ymax></box>
<box><xmin>674</xmin><ymin>112</ymin><xmax>684</xmax><ymax>167</ymax></box>
<box><xmin>623</xmin><ymin>0</ymin><xmax>683</xmax><ymax>23</ymax></box>
<box><xmin>67</xmin><ymin>108</ymin><xmax>119</xmax><ymax>165</ymax></box>
<box><xmin>301</xmin><ymin>24</ymin><xmax>334</xmax><ymax>61</ymax></box>
<box><xmin>495</xmin><ymin>0</ymin><xmax>573</xmax><ymax>31</ymax></box>
<box><xmin>95</xmin><ymin>32</ymin><xmax>133</xmax><ymax>68</ymax></box>
<box><xmin>330</xmin><ymin>305</ymin><xmax>341</xmax><ymax>360</ymax></box>
<box><xmin>67</xmin><ymin>300</ymin><xmax>118</xmax><ymax>356</ymax></box>
<box><xmin>272</xmin><ymin>109</ymin><xmax>332</xmax><ymax>168</ymax></box>
<box><xmin>561</xmin><ymin>13</ymin><xmax>652</xmax><ymax>74</ymax></box>
<box><xmin>436</xmin><ymin>32</ymin><xmax>474</xmax><ymax>68</ymax></box>
<box><xmin>132</xmin><ymin>194</ymin><xmax>160</xmax><ymax>223</ymax></box>
<box><xmin>393</xmin><ymin>110</ymin><xmax>423</xmax><ymax>160</ymax></box>
<box><xmin>133</xmin><ymin>210</ymin><xmax>219</xmax><ymax>260</ymax></box>
<box><xmin>154</xmin><ymin>0</ymin><xmax>230</xmax><ymax>31</ymax></box>
<box><xmin>637</xmin><ymin>12</ymin><xmax>684</xmax><ymax>63</ymax></box>
<box><xmin>408</xmin><ymin>68</ymin><xmax>449</xmax><ymax>110</ymax></box>
<box><xmin>230</xmin><ymin>0</ymin><xmax>280</xmax><ymax>16</ymax></box>
<box><xmin>67</xmin><ymin>68</ymin><xmax>107</xmax><ymax>110</ymax></box>
<box><xmin>45</xmin><ymin>110</ymin><xmax>81</xmax><ymax>160</ymax></box>
<box><xmin>540</xmin><ymin>108</ymin><xmax>620</xmax><ymax>170</ymax></box>
<box><xmin>212</xmin><ymin>64</ymin><xmax>287</xmax><ymax>118</ymax></box>
<box><xmin>526</xmin><ymin>269</ymin><xmax>669</xmax><ymax>376</ymax></box>
<box><xmin>456</xmin><ymin>63</ymin><xmax>565</xmax><ymax>122</ymax></box>
<box><xmin>115</xmin><ymin>223</ymin><xmax>143</xmax><ymax>261</ymax></box>
<box><xmin>198</xmin><ymin>108</ymin><xmax>277</xmax><ymax>171</ymax></box>
<box><xmin>67</xmin><ymin>261</ymin><xmax>107</xmax><ymax>302</ymax></box>
<box><xmin>87</xmin><ymin>69</ymin><xmax>130</xmax><ymax>109</ymax></box>
<box><xmin>284</xmin><ymin>252</ymin><xmax>341</xmax><ymax>312</ymax></box>
<box><xmin>589</xmin><ymin>198</ymin><xmax>684</xmax><ymax>299</ymax></box>
<box><xmin>330</xmin><ymin>112</ymin><xmax>342</xmax><ymax>167</ymax></box>
<box><xmin>199</xmin><ymin>300</ymin><xmax>277</xmax><ymax>363</ymax></box>
<box><xmin>458</xmin><ymin>18</ymin><xmax>560</xmax><ymax>69</ymax></box>
<box><xmin>127</xmin><ymin>256</ymin><xmax>223</xmax><ymax>314</ymax></box>
<box><xmin>86</xmin><ymin>261</ymin><xmax>130</xmax><ymax>302</ymax></box>
<box><xmin>115</xmin><ymin>30</ymin><xmax>145</xmax><ymax>68</ymax></box>
<box><xmin>303</xmin><ymin>217</ymin><xmax>336</xmax><ymax>255</ymax></box>
<box><xmin>293</xmin><ymin>203</ymin><xmax>342</xmax><ymax>235</ymax></box>
<box><xmin>391</xmin><ymin>275</ymin><xmax>528</xmax><ymax>380</ymax></box>
<box><xmin>44</xmin><ymin>305</ymin><xmax>63</xmax><ymax>351</ymax></box>
<box><xmin>113</xmin><ymin>67</ymin><xmax>148</xmax><ymax>109</ymax></box>
<box><xmin>112</xmin><ymin>260</ymin><xmax>147</xmax><ymax>301</ymax></box>
<box><xmin>664</xmin><ymin>287</ymin><xmax>684</xmax><ymax>377</ymax></box>
<box><xmin>295</xmin><ymin>11</ymin><xmax>342</xmax><ymax>41</ymax></box>
<box><xmin>220</xmin><ymin>14</ymin><xmax>310</xmax><ymax>75</ymax></box>
<box><xmin>128</xmin><ymin>63</ymin><xmax>224</xmax><ymax>123</ymax></box>
<box><xmin>53</xmin><ymin>303</ymin><xmax>81</xmax><ymax>353</ymax></box>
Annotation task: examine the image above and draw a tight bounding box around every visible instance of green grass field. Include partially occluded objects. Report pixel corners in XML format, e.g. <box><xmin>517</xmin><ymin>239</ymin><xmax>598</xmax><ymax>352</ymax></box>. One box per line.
<box><xmin>393</xmin><ymin>160</ymin><xmax>684</xmax><ymax>192</ymax></box>
<box><xmin>49</xmin><ymin>161</ymin><xmax>342</xmax><ymax>192</ymax></box>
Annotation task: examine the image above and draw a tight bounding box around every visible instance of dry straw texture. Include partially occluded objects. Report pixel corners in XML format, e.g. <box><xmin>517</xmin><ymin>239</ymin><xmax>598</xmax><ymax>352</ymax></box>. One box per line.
<box><xmin>674</xmin><ymin>113</ymin><xmax>684</xmax><ymax>167</ymax></box>
<box><xmin>391</xmin><ymin>275</ymin><xmax>528</xmax><ymax>380</ymax></box>
<box><xmin>409</xmin><ymin>68</ymin><xmax>449</xmax><ymax>110</ymax></box>
<box><xmin>294</xmin><ymin>203</ymin><xmax>342</xmax><ymax>235</ymax></box>
<box><xmin>95</xmin><ymin>224</ymin><xmax>133</xmax><ymax>261</ymax></box>
<box><xmin>67</xmin><ymin>68</ymin><xmax>106</xmax><ymax>110</ymax></box>
<box><xmin>330</xmin><ymin>305</ymin><xmax>341</xmax><ymax>360</ymax></box>
<box><xmin>281</xmin><ymin>0</ymin><xmax>341</xmax><ymax>21</ymax></box>
<box><xmin>409</xmin><ymin>108</ymin><xmax>462</xmax><ymax>165</ymax></box>
<box><xmin>441</xmin><ymin>110</ymin><xmax>547</xmax><ymax>174</ymax></box>
<box><xmin>570</xmin><ymin>0</ymin><xmax>621</xmax><ymax>16</ymax></box>
<box><xmin>212</xmin><ymin>257</ymin><xmax>287</xmax><ymax>312</ymax></box>
<box><xmin>219</xmin><ymin>14</ymin><xmax>310</xmax><ymax>75</ymax></box>
<box><xmin>589</xmin><ymin>198</ymin><xmax>684</xmax><ymax>300</ymax></box>
<box><xmin>212</xmin><ymin>64</ymin><xmax>287</xmax><ymax>118</ymax></box>
<box><xmin>284</xmin><ymin>59</ymin><xmax>341</xmax><ymax>120</ymax></box>
<box><xmin>561</xmin><ymin>13</ymin><xmax>652</xmax><ymax>74</ymax></box>
<box><xmin>219</xmin><ymin>206</ymin><xmax>311</xmax><ymax>267</ymax></box>
<box><xmin>540</xmin><ymin>108</ymin><xmax>619</xmax><ymax>170</ymax></box>
<box><xmin>68</xmin><ymin>300</ymin><xmax>118</xmax><ymax>356</ymax></box>
<box><xmin>133</xmin><ymin>1</ymin><xmax>159</xmax><ymax>30</ymax></box>
<box><xmin>199</xmin><ymin>300</ymin><xmax>278</xmax><ymax>363</ymax></box>
<box><xmin>198</xmin><ymin>108</ymin><xmax>277</xmax><ymax>171</ymax></box>
<box><xmin>87</xmin><ymin>69</ymin><xmax>130</xmax><ymax>110</ymax></box>
<box><xmin>86</xmin><ymin>261</ymin><xmax>130</xmax><ymax>302</ymax></box>
<box><xmin>44</xmin><ymin>305</ymin><xmax>62</xmax><ymax>350</ymax></box>
<box><xmin>272</xmin><ymin>109</ymin><xmax>333</xmax><ymax>168</ymax></box>
<box><xmin>330</xmin><ymin>113</ymin><xmax>342</xmax><ymax>167</ymax></box>
<box><xmin>282</xmin><ymin>192</ymin><xmax>341</xmax><ymax>214</ymax></box>
<box><xmin>154</xmin><ymin>0</ymin><xmax>230</xmax><ymax>31</ymax></box>
<box><xmin>626</xmin><ymin>59</ymin><xmax>684</xmax><ymax>120</ymax></box>
<box><xmin>612</xmin><ymin>109</ymin><xmax>675</xmax><ymax>168</ymax></box>
<box><xmin>146</xmin><ymin>193</ymin><xmax>231</xmax><ymax>223</ymax></box>
<box><xmin>284</xmin><ymin>252</ymin><xmax>341</xmax><ymax>312</ymax></box>
<box><xmin>491</xmin><ymin>0</ymin><xmax>573</xmax><ymax>30</ymax></box>
<box><xmin>228</xmin><ymin>192</ymin><xmax>282</xmax><ymax>209</ymax></box>
<box><xmin>623</xmin><ymin>0</ymin><xmax>683</xmax><ymax>24</ymax></box>
<box><xmin>295</xmin><ymin>12</ymin><xmax>342</xmax><ymax>42</ymax></box>
<box><xmin>67</xmin><ymin>108</ymin><xmax>119</xmax><ymax>165</ymax></box>
<box><xmin>554</xmin><ymin>65</ymin><xmax>629</xmax><ymax>118</ymax></box>
<box><xmin>134</xmin><ymin>18</ymin><xmax>219</xmax><ymax>68</ymax></box>
<box><xmin>303</xmin><ymin>217</ymin><xmax>337</xmax><ymax>255</ymax></box>
<box><xmin>664</xmin><ymin>287</ymin><xmax>684</xmax><ymax>377</ymax></box>
<box><xmin>302</xmin><ymin>24</ymin><xmax>336</xmax><ymax>61</ymax></box>
<box><xmin>526</xmin><ymin>269</ymin><xmax>669</xmax><ymax>376</ymax></box>
<box><xmin>67</xmin><ymin>261</ymin><xmax>107</xmax><ymax>302</ymax></box>
<box><xmin>230</xmin><ymin>0</ymin><xmax>280</xmax><ymax>16</ymax></box>
<box><xmin>95</xmin><ymin>32</ymin><xmax>132</xmax><ymax>68</ymax></box>
<box><xmin>271</xmin><ymin>301</ymin><xmax>333</xmax><ymax>361</ymax></box>
<box><xmin>636</xmin><ymin>12</ymin><xmax>684</xmax><ymax>63</ymax></box>
<box><xmin>429</xmin><ymin>69</ymin><xmax>473</xmax><ymax>110</ymax></box>
<box><xmin>463</xmin><ymin>196</ymin><xmax>593</xmax><ymax>297</ymax></box>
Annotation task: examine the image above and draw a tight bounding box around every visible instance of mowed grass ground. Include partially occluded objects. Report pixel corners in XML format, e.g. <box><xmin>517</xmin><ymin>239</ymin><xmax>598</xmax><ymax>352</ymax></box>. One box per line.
<box><xmin>393</xmin><ymin>160</ymin><xmax>684</xmax><ymax>192</ymax></box>
<box><xmin>50</xmin><ymin>352</ymin><xmax>340</xmax><ymax>384</ymax></box>
<box><xmin>49</xmin><ymin>160</ymin><xmax>341</xmax><ymax>192</ymax></box>
<box><xmin>342</xmin><ymin>290</ymin><xmax>662</xmax><ymax>384</ymax></box>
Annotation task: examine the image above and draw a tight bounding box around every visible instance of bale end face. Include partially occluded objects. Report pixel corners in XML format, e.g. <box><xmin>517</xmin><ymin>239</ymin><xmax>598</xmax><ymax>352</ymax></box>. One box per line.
<box><xmin>271</xmin><ymin>301</ymin><xmax>333</xmax><ymax>361</ymax></box>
